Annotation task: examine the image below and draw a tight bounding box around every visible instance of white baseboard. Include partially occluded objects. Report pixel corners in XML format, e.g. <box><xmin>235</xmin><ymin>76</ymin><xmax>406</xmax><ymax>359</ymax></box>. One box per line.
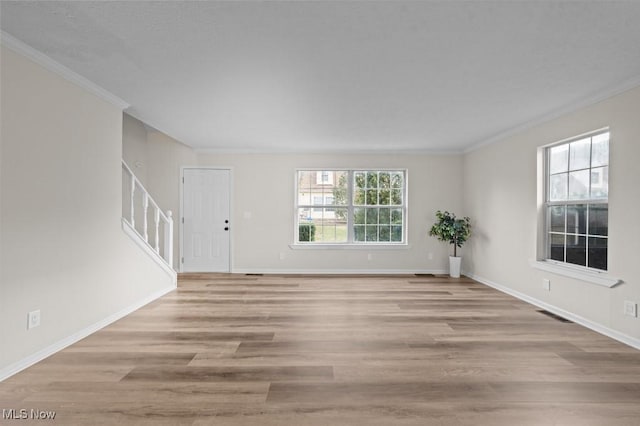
<box><xmin>466</xmin><ymin>272</ymin><xmax>640</xmax><ymax>351</ymax></box>
<box><xmin>0</xmin><ymin>285</ymin><xmax>175</xmax><ymax>382</ymax></box>
<box><xmin>232</xmin><ymin>268</ymin><xmax>448</xmax><ymax>275</ymax></box>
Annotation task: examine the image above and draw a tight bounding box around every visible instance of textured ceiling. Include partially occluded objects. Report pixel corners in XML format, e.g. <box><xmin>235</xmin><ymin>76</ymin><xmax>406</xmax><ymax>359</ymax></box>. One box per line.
<box><xmin>2</xmin><ymin>1</ymin><xmax>640</xmax><ymax>153</ymax></box>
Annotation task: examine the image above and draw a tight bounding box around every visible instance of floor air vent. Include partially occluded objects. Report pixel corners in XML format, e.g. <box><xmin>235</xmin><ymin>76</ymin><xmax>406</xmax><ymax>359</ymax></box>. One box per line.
<box><xmin>245</xmin><ymin>273</ymin><xmax>264</xmax><ymax>276</ymax></box>
<box><xmin>414</xmin><ymin>273</ymin><xmax>436</xmax><ymax>277</ymax></box>
<box><xmin>537</xmin><ymin>310</ymin><xmax>573</xmax><ymax>323</ymax></box>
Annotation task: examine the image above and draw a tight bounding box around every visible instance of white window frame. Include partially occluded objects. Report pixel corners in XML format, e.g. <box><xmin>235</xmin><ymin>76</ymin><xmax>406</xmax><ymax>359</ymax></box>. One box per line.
<box><xmin>293</xmin><ymin>169</ymin><xmax>408</xmax><ymax>248</ymax></box>
<box><xmin>532</xmin><ymin>128</ymin><xmax>620</xmax><ymax>287</ymax></box>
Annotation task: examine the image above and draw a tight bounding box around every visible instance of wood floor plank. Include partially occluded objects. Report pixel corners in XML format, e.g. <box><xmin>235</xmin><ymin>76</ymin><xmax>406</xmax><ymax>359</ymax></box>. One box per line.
<box><xmin>121</xmin><ymin>366</ymin><xmax>334</xmax><ymax>382</ymax></box>
<box><xmin>1</xmin><ymin>273</ymin><xmax>638</xmax><ymax>425</ymax></box>
<box><xmin>266</xmin><ymin>381</ymin><xmax>497</xmax><ymax>403</ymax></box>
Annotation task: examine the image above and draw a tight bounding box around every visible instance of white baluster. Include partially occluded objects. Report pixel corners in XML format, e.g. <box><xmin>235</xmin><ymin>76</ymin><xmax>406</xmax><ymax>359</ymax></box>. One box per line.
<box><xmin>164</xmin><ymin>210</ymin><xmax>174</xmax><ymax>269</ymax></box>
<box><xmin>154</xmin><ymin>207</ymin><xmax>160</xmax><ymax>253</ymax></box>
<box><xmin>130</xmin><ymin>174</ymin><xmax>136</xmax><ymax>227</ymax></box>
<box><xmin>142</xmin><ymin>192</ymin><xmax>149</xmax><ymax>242</ymax></box>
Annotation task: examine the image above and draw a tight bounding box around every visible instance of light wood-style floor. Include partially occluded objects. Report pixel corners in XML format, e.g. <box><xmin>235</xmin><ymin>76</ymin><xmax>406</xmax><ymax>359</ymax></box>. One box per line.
<box><xmin>2</xmin><ymin>274</ymin><xmax>640</xmax><ymax>425</ymax></box>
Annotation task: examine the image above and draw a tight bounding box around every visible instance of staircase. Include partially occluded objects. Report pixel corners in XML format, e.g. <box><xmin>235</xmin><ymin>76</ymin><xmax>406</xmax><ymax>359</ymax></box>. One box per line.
<box><xmin>121</xmin><ymin>160</ymin><xmax>175</xmax><ymax>277</ymax></box>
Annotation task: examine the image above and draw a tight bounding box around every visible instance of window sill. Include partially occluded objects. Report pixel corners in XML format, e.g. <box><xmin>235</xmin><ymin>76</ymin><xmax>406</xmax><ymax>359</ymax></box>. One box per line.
<box><xmin>529</xmin><ymin>260</ymin><xmax>622</xmax><ymax>288</ymax></box>
<box><xmin>289</xmin><ymin>243</ymin><xmax>410</xmax><ymax>250</ymax></box>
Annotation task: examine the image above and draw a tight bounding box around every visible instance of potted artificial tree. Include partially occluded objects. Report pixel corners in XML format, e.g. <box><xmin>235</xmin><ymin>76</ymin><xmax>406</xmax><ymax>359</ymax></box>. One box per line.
<box><xmin>429</xmin><ymin>210</ymin><xmax>471</xmax><ymax>278</ymax></box>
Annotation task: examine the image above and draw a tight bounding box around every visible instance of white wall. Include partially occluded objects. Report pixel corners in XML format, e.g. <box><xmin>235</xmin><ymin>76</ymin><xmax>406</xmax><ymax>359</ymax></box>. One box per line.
<box><xmin>197</xmin><ymin>153</ymin><xmax>464</xmax><ymax>273</ymax></box>
<box><xmin>0</xmin><ymin>46</ymin><xmax>175</xmax><ymax>377</ymax></box>
<box><xmin>122</xmin><ymin>127</ymin><xmax>464</xmax><ymax>274</ymax></box>
<box><xmin>122</xmin><ymin>114</ymin><xmax>149</xmax><ymax>186</ymax></box>
<box><xmin>463</xmin><ymin>85</ymin><xmax>640</xmax><ymax>344</ymax></box>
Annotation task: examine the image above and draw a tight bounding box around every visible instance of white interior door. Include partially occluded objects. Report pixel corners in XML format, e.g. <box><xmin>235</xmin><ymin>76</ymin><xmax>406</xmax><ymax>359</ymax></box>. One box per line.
<box><xmin>182</xmin><ymin>168</ymin><xmax>230</xmax><ymax>272</ymax></box>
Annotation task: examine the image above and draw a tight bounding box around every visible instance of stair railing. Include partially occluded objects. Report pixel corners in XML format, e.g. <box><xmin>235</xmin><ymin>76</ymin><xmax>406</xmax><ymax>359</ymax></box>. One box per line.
<box><xmin>121</xmin><ymin>160</ymin><xmax>173</xmax><ymax>269</ymax></box>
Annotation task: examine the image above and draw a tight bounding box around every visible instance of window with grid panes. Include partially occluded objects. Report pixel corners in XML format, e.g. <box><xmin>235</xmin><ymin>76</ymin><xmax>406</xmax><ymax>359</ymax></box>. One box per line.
<box><xmin>295</xmin><ymin>170</ymin><xmax>406</xmax><ymax>244</ymax></box>
<box><xmin>546</xmin><ymin>131</ymin><xmax>609</xmax><ymax>270</ymax></box>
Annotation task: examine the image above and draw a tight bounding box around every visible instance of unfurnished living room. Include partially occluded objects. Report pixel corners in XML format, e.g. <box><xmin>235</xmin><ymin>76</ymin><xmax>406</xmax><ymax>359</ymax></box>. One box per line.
<box><xmin>1</xmin><ymin>1</ymin><xmax>640</xmax><ymax>425</ymax></box>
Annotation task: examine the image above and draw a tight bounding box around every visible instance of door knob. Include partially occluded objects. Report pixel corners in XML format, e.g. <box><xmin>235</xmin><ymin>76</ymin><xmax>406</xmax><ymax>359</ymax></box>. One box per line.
<box><xmin>224</xmin><ymin>227</ymin><xmax>229</xmax><ymax>231</ymax></box>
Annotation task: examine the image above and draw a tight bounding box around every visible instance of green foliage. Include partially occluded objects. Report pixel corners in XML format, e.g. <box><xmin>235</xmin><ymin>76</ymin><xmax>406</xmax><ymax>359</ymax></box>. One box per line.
<box><xmin>428</xmin><ymin>210</ymin><xmax>471</xmax><ymax>257</ymax></box>
<box><xmin>354</xmin><ymin>171</ymin><xmax>403</xmax><ymax>206</ymax></box>
<box><xmin>332</xmin><ymin>174</ymin><xmax>348</xmax><ymax>220</ymax></box>
<box><xmin>299</xmin><ymin>223</ymin><xmax>316</xmax><ymax>242</ymax></box>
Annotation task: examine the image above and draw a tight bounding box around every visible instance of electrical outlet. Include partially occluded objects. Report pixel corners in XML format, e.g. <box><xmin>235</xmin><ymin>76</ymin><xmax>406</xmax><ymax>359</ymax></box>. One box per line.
<box><xmin>428</xmin><ymin>252</ymin><xmax>434</xmax><ymax>260</ymax></box>
<box><xmin>367</xmin><ymin>253</ymin><xmax>373</xmax><ymax>261</ymax></box>
<box><xmin>279</xmin><ymin>252</ymin><xmax>285</xmax><ymax>260</ymax></box>
<box><xmin>27</xmin><ymin>310</ymin><xmax>41</xmax><ymax>329</ymax></box>
<box><xmin>542</xmin><ymin>279</ymin><xmax>551</xmax><ymax>291</ymax></box>
<box><xmin>623</xmin><ymin>301</ymin><xmax>637</xmax><ymax>317</ymax></box>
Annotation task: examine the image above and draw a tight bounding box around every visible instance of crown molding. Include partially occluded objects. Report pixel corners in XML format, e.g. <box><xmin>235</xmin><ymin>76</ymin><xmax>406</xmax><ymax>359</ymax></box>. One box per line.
<box><xmin>1</xmin><ymin>30</ymin><xmax>129</xmax><ymax>110</ymax></box>
<box><xmin>463</xmin><ymin>76</ymin><xmax>640</xmax><ymax>154</ymax></box>
<box><xmin>193</xmin><ymin>146</ymin><xmax>463</xmax><ymax>156</ymax></box>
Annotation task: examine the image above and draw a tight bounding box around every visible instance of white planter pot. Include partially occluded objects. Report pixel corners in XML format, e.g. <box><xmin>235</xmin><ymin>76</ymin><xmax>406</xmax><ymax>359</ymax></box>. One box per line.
<box><xmin>449</xmin><ymin>256</ymin><xmax>462</xmax><ymax>278</ymax></box>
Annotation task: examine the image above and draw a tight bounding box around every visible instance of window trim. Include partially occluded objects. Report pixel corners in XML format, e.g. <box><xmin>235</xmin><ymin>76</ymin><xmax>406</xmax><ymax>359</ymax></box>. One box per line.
<box><xmin>533</xmin><ymin>127</ymin><xmax>621</xmax><ymax>286</ymax></box>
<box><xmin>543</xmin><ymin>128</ymin><xmax>610</xmax><ymax>272</ymax></box>
<box><xmin>529</xmin><ymin>260</ymin><xmax>621</xmax><ymax>287</ymax></box>
<box><xmin>293</xmin><ymin>168</ymin><xmax>408</xmax><ymax>247</ymax></box>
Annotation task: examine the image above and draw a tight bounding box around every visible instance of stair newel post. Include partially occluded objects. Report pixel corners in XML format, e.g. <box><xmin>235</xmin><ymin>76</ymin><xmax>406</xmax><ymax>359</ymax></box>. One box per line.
<box><xmin>165</xmin><ymin>210</ymin><xmax>174</xmax><ymax>269</ymax></box>
<box><xmin>142</xmin><ymin>192</ymin><xmax>149</xmax><ymax>242</ymax></box>
<box><xmin>129</xmin><ymin>173</ymin><xmax>136</xmax><ymax>227</ymax></box>
<box><xmin>154</xmin><ymin>207</ymin><xmax>160</xmax><ymax>253</ymax></box>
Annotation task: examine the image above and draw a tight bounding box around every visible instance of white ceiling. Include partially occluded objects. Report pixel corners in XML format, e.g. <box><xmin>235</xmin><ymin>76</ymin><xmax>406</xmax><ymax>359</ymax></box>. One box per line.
<box><xmin>2</xmin><ymin>1</ymin><xmax>640</xmax><ymax>153</ymax></box>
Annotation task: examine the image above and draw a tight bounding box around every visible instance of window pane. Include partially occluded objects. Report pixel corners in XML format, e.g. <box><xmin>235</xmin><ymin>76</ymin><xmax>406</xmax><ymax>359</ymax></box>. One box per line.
<box><xmin>391</xmin><ymin>209</ymin><xmax>403</xmax><ymax>224</ymax></box>
<box><xmin>391</xmin><ymin>189</ymin><xmax>402</xmax><ymax>205</ymax></box>
<box><xmin>568</xmin><ymin>169</ymin><xmax>589</xmax><ymax>200</ymax></box>
<box><xmin>354</xmin><ymin>172</ymin><xmax>366</xmax><ymax>189</ymax></box>
<box><xmin>379</xmin><ymin>172</ymin><xmax>391</xmax><ymax>188</ymax></box>
<box><xmin>297</xmin><ymin>171</ymin><xmax>313</xmax><ymax>205</ymax></box>
<box><xmin>391</xmin><ymin>226</ymin><xmax>403</xmax><ymax>242</ymax></box>
<box><xmin>298</xmin><ymin>220</ymin><xmax>315</xmax><ymax>242</ymax></box>
<box><xmin>353</xmin><ymin>208</ymin><xmax>365</xmax><ymax>225</ymax></box>
<box><xmin>549</xmin><ymin>173</ymin><xmax>568</xmax><ymax>201</ymax></box>
<box><xmin>391</xmin><ymin>173</ymin><xmax>403</xmax><ymax>188</ymax></box>
<box><xmin>365</xmin><ymin>225</ymin><xmax>378</xmax><ymax>241</ymax></box>
<box><xmin>379</xmin><ymin>226</ymin><xmax>391</xmax><ymax>241</ymax></box>
<box><xmin>366</xmin><ymin>208</ymin><xmax>379</xmax><ymax>224</ymax></box>
<box><xmin>316</xmin><ymin>171</ymin><xmax>333</xmax><ymax>185</ymax></box>
<box><xmin>379</xmin><ymin>208</ymin><xmax>391</xmax><ymax>224</ymax></box>
<box><xmin>566</xmin><ymin>204</ymin><xmax>587</xmax><ymax>235</ymax></box>
<box><xmin>333</xmin><ymin>171</ymin><xmax>348</xmax><ymax>205</ymax></box>
<box><xmin>588</xmin><ymin>237</ymin><xmax>607</xmax><ymax>270</ymax></box>
<box><xmin>590</xmin><ymin>166</ymin><xmax>608</xmax><ymax>199</ymax></box>
<box><xmin>566</xmin><ymin>235</ymin><xmax>586</xmax><ymax>267</ymax></box>
<box><xmin>588</xmin><ymin>204</ymin><xmax>608</xmax><ymax>236</ymax></box>
<box><xmin>366</xmin><ymin>172</ymin><xmax>378</xmax><ymax>188</ymax></box>
<box><xmin>313</xmin><ymin>211</ymin><xmax>348</xmax><ymax>243</ymax></box>
<box><xmin>366</xmin><ymin>189</ymin><xmax>378</xmax><ymax>205</ymax></box>
<box><xmin>353</xmin><ymin>189</ymin><xmax>365</xmax><ymax>205</ymax></box>
<box><xmin>549</xmin><ymin>144</ymin><xmax>569</xmax><ymax>174</ymax></box>
<box><xmin>549</xmin><ymin>233</ymin><xmax>565</xmax><ymax>261</ymax></box>
<box><xmin>379</xmin><ymin>189</ymin><xmax>391</xmax><ymax>205</ymax></box>
<box><xmin>298</xmin><ymin>208</ymin><xmax>312</xmax><ymax>222</ymax></box>
<box><xmin>298</xmin><ymin>191</ymin><xmax>311</xmax><ymax>206</ymax></box>
<box><xmin>569</xmin><ymin>138</ymin><xmax>591</xmax><ymax>171</ymax></box>
<box><xmin>354</xmin><ymin>225</ymin><xmax>365</xmax><ymax>242</ymax></box>
<box><xmin>591</xmin><ymin>133</ymin><xmax>609</xmax><ymax>167</ymax></box>
<box><xmin>549</xmin><ymin>205</ymin><xmax>565</xmax><ymax>232</ymax></box>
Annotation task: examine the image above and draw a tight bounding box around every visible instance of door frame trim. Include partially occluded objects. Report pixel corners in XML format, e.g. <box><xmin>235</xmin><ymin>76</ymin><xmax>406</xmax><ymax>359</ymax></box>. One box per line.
<box><xmin>179</xmin><ymin>166</ymin><xmax>234</xmax><ymax>273</ymax></box>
